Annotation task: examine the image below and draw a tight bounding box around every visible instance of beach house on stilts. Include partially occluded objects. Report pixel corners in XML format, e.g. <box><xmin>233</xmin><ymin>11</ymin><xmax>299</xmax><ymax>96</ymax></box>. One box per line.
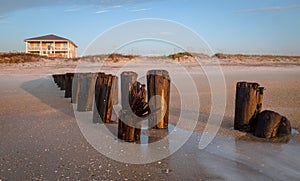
<box><xmin>24</xmin><ymin>34</ymin><xmax>77</xmax><ymax>58</ymax></box>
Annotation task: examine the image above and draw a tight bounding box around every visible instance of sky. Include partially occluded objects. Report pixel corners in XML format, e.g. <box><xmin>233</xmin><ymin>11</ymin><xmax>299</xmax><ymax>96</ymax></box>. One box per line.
<box><xmin>0</xmin><ymin>0</ymin><xmax>300</xmax><ymax>56</ymax></box>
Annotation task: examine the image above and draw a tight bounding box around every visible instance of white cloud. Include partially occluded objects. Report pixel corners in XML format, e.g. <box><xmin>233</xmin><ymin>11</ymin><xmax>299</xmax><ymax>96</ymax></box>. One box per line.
<box><xmin>236</xmin><ymin>5</ymin><xmax>300</xmax><ymax>14</ymax></box>
<box><xmin>130</xmin><ymin>8</ymin><xmax>152</xmax><ymax>12</ymax></box>
<box><xmin>93</xmin><ymin>4</ymin><xmax>123</xmax><ymax>14</ymax></box>
<box><xmin>95</xmin><ymin>9</ymin><xmax>111</xmax><ymax>14</ymax></box>
<box><xmin>112</xmin><ymin>5</ymin><xmax>123</xmax><ymax>8</ymax></box>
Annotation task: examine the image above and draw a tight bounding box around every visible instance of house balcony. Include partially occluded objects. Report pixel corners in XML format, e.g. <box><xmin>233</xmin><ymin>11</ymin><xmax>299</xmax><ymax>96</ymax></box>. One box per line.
<box><xmin>27</xmin><ymin>47</ymin><xmax>69</xmax><ymax>51</ymax></box>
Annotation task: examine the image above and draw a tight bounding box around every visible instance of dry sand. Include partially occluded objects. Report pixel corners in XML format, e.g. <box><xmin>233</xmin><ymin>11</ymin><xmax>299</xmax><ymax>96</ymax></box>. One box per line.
<box><xmin>0</xmin><ymin>57</ymin><xmax>300</xmax><ymax>180</ymax></box>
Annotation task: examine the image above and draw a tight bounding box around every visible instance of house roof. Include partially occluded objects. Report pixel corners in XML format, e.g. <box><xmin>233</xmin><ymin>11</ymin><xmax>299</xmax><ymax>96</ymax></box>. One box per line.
<box><xmin>24</xmin><ymin>34</ymin><xmax>77</xmax><ymax>47</ymax></box>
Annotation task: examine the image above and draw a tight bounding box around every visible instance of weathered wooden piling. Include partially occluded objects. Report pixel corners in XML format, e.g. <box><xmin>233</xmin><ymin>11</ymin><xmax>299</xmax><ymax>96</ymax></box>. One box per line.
<box><xmin>64</xmin><ymin>73</ymin><xmax>74</xmax><ymax>98</ymax></box>
<box><xmin>118</xmin><ymin>71</ymin><xmax>137</xmax><ymax>141</ymax></box>
<box><xmin>76</xmin><ymin>73</ymin><xmax>97</xmax><ymax>112</ymax></box>
<box><xmin>52</xmin><ymin>74</ymin><xmax>59</xmax><ymax>85</ymax></box>
<box><xmin>109</xmin><ymin>75</ymin><xmax>118</xmax><ymax>120</ymax></box>
<box><xmin>93</xmin><ymin>73</ymin><xmax>118</xmax><ymax>123</ymax></box>
<box><xmin>71</xmin><ymin>73</ymin><xmax>80</xmax><ymax>104</ymax></box>
<box><xmin>59</xmin><ymin>74</ymin><xmax>66</xmax><ymax>91</ymax></box>
<box><xmin>130</xmin><ymin>82</ymin><xmax>149</xmax><ymax>120</ymax></box>
<box><xmin>254</xmin><ymin>110</ymin><xmax>291</xmax><ymax>138</ymax></box>
<box><xmin>118</xmin><ymin>72</ymin><xmax>149</xmax><ymax>142</ymax></box>
<box><xmin>99</xmin><ymin>74</ymin><xmax>113</xmax><ymax>122</ymax></box>
<box><xmin>257</xmin><ymin>87</ymin><xmax>264</xmax><ymax>113</ymax></box>
<box><xmin>118</xmin><ymin>110</ymin><xmax>135</xmax><ymax>141</ymax></box>
<box><xmin>93</xmin><ymin>73</ymin><xmax>105</xmax><ymax>123</ymax></box>
<box><xmin>121</xmin><ymin>71</ymin><xmax>138</xmax><ymax>110</ymax></box>
<box><xmin>234</xmin><ymin>82</ymin><xmax>264</xmax><ymax>132</ymax></box>
<box><xmin>147</xmin><ymin>70</ymin><xmax>170</xmax><ymax>129</ymax></box>
<box><xmin>53</xmin><ymin>74</ymin><xmax>65</xmax><ymax>89</ymax></box>
<box><xmin>111</xmin><ymin>74</ymin><xmax>118</xmax><ymax>106</ymax></box>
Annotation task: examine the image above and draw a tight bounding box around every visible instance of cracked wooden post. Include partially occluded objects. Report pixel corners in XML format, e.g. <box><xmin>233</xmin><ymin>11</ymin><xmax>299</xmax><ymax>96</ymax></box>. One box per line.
<box><xmin>108</xmin><ymin>75</ymin><xmax>118</xmax><ymax>122</ymax></box>
<box><xmin>129</xmin><ymin>82</ymin><xmax>148</xmax><ymax>141</ymax></box>
<box><xmin>77</xmin><ymin>73</ymin><xmax>97</xmax><ymax>112</ymax></box>
<box><xmin>93</xmin><ymin>73</ymin><xmax>118</xmax><ymax>123</ymax></box>
<box><xmin>118</xmin><ymin>71</ymin><xmax>149</xmax><ymax>142</ymax></box>
<box><xmin>118</xmin><ymin>71</ymin><xmax>137</xmax><ymax>141</ymax></box>
<box><xmin>234</xmin><ymin>82</ymin><xmax>264</xmax><ymax>132</ymax></box>
<box><xmin>147</xmin><ymin>70</ymin><xmax>170</xmax><ymax>129</ymax></box>
<box><xmin>64</xmin><ymin>73</ymin><xmax>74</xmax><ymax>98</ymax></box>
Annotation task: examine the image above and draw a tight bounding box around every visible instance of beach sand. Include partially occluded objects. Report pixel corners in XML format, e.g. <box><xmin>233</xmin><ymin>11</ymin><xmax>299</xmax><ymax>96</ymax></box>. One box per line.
<box><xmin>0</xmin><ymin>58</ymin><xmax>300</xmax><ymax>180</ymax></box>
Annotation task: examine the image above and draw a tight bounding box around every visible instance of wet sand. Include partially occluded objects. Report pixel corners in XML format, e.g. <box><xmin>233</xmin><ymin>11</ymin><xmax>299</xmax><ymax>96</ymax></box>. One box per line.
<box><xmin>0</xmin><ymin>61</ymin><xmax>300</xmax><ymax>180</ymax></box>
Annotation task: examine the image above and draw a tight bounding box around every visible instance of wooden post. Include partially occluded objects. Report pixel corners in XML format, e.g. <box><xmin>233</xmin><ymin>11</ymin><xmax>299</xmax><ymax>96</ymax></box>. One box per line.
<box><xmin>118</xmin><ymin>71</ymin><xmax>137</xmax><ymax>141</ymax></box>
<box><xmin>64</xmin><ymin>73</ymin><xmax>74</xmax><ymax>98</ymax></box>
<box><xmin>105</xmin><ymin>74</ymin><xmax>117</xmax><ymax>123</ymax></box>
<box><xmin>118</xmin><ymin>72</ymin><xmax>149</xmax><ymax>142</ymax></box>
<box><xmin>111</xmin><ymin>75</ymin><xmax>119</xmax><ymax>105</ymax></box>
<box><xmin>110</xmin><ymin>75</ymin><xmax>118</xmax><ymax>123</ymax></box>
<box><xmin>71</xmin><ymin>73</ymin><xmax>80</xmax><ymax>104</ymax></box>
<box><xmin>93</xmin><ymin>72</ymin><xmax>105</xmax><ymax>123</ymax></box>
<box><xmin>77</xmin><ymin>73</ymin><xmax>97</xmax><ymax>112</ymax></box>
<box><xmin>54</xmin><ymin>74</ymin><xmax>65</xmax><ymax>89</ymax></box>
<box><xmin>60</xmin><ymin>74</ymin><xmax>66</xmax><ymax>91</ymax></box>
<box><xmin>130</xmin><ymin>82</ymin><xmax>148</xmax><ymax>141</ymax></box>
<box><xmin>52</xmin><ymin>74</ymin><xmax>59</xmax><ymax>85</ymax></box>
<box><xmin>257</xmin><ymin>87</ymin><xmax>264</xmax><ymax>113</ymax></box>
<box><xmin>121</xmin><ymin>71</ymin><xmax>137</xmax><ymax>110</ymax></box>
<box><xmin>99</xmin><ymin>74</ymin><xmax>113</xmax><ymax>123</ymax></box>
<box><xmin>93</xmin><ymin>73</ymin><xmax>119</xmax><ymax>123</ymax></box>
<box><xmin>254</xmin><ymin>110</ymin><xmax>291</xmax><ymax>138</ymax></box>
<box><xmin>234</xmin><ymin>82</ymin><xmax>264</xmax><ymax>132</ymax></box>
<box><xmin>147</xmin><ymin>70</ymin><xmax>170</xmax><ymax>129</ymax></box>
<box><xmin>118</xmin><ymin>110</ymin><xmax>134</xmax><ymax>141</ymax></box>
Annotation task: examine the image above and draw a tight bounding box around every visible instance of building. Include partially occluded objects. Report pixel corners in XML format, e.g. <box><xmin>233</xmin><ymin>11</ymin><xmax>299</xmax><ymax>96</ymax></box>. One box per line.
<box><xmin>24</xmin><ymin>34</ymin><xmax>77</xmax><ymax>58</ymax></box>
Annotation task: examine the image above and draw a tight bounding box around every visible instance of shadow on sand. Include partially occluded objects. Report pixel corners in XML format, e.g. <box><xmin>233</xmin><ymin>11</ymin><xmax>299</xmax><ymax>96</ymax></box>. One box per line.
<box><xmin>20</xmin><ymin>76</ymin><xmax>75</xmax><ymax>117</ymax></box>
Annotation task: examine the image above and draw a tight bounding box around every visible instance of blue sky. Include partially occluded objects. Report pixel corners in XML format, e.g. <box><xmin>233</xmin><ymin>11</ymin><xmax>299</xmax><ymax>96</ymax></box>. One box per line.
<box><xmin>0</xmin><ymin>0</ymin><xmax>300</xmax><ymax>56</ymax></box>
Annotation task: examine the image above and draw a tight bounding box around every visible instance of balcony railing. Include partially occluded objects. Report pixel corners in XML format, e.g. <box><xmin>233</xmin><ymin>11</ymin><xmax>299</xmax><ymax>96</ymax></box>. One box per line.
<box><xmin>27</xmin><ymin>47</ymin><xmax>68</xmax><ymax>51</ymax></box>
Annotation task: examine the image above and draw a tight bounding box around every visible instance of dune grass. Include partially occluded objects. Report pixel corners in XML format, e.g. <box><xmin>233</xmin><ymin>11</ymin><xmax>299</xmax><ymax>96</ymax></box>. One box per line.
<box><xmin>168</xmin><ymin>52</ymin><xmax>194</xmax><ymax>60</ymax></box>
<box><xmin>214</xmin><ymin>53</ymin><xmax>300</xmax><ymax>62</ymax></box>
<box><xmin>0</xmin><ymin>53</ymin><xmax>79</xmax><ymax>63</ymax></box>
<box><xmin>1</xmin><ymin>52</ymin><xmax>299</xmax><ymax>64</ymax></box>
